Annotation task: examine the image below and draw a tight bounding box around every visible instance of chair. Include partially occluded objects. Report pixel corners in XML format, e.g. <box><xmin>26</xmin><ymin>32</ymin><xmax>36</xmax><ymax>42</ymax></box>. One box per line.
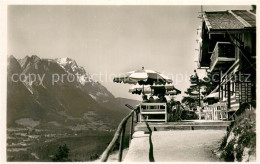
<box><xmin>211</xmin><ymin>103</ymin><xmax>228</xmax><ymax>120</ymax></box>
<box><xmin>204</xmin><ymin>106</ymin><xmax>213</xmax><ymax>120</ymax></box>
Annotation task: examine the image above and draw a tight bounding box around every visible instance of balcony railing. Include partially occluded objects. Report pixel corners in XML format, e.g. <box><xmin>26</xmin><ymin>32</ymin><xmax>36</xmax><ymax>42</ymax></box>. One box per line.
<box><xmin>210</xmin><ymin>42</ymin><xmax>235</xmax><ymax>72</ymax></box>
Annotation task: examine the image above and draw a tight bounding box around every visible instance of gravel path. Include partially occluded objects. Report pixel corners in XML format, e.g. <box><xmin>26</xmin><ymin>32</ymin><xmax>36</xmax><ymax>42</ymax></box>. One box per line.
<box><xmin>124</xmin><ymin>130</ymin><xmax>226</xmax><ymax>162</ymax></box>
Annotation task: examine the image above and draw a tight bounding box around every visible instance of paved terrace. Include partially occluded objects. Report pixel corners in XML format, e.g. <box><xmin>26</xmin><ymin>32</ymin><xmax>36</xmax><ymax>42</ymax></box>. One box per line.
<box><xmin>123</xmin><ymin>120</ymin><xmax>231</xmax><ymax>162</ymax></box>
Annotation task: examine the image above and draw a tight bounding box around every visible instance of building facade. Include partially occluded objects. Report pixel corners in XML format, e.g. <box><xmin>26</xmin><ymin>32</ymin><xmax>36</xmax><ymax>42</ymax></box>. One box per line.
<box><xmin>198</xmin><ymin>10</ymin><xmax>256</xmax><ymax>115</ymax></box>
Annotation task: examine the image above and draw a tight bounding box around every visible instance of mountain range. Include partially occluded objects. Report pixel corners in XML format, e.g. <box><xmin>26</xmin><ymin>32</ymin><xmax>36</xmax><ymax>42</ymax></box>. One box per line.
<box><xmin>7</xmin><ymin>55</ymin><xmax>140</xmax><ymax>130</ymax></box>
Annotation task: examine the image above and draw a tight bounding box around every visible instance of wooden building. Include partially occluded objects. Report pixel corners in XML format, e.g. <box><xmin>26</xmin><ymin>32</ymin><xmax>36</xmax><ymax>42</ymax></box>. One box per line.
<box><xmin>198</xmin><ymin>10</ymin><xmax>256</xmax><ymax>115</ymax></box>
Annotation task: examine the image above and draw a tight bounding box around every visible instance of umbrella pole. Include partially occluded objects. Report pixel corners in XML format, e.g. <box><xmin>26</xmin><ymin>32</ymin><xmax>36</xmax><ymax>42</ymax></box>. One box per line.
<box><xmin>142</xmin><ymin>84</ymin><xmax>144</xmax><ymax>95</ymax></box>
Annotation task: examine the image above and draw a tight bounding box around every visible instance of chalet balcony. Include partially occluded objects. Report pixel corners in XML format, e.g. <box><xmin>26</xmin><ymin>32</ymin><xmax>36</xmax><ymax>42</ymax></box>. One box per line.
<box><xmin>209</xmin><ymin>42</ymin><xmax>236</xmax><ymax>72</ymax></box>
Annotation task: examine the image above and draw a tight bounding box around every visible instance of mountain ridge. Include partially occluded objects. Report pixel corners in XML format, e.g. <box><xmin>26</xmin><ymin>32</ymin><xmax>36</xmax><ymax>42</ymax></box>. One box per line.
<box><xmin>7</xmin><ymin>55</ymin><xmax>135</xmax><ymax>130</ymax></box>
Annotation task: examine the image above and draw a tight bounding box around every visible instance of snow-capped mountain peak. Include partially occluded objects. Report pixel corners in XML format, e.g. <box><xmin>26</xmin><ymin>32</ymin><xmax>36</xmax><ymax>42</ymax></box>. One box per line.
<box><xmin>55</xmin><ymin>57</ymin><xmax>93</xmax><ymax>85</ymax></box>
<box><xmin>56</xmin><ymin>57</ymin><xmax>77</xmax><ymax>67</ymax></box>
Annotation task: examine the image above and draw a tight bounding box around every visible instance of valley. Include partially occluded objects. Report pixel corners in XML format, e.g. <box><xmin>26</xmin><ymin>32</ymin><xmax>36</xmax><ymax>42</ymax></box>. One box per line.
<box><xmin>7</xmin><ymin>127</ymin><xmax>115</xmax><ymax>161</ymax></box>
<box><xmin>7</xmin><ymin>55</ymin><xmax>139</xmax><ymax>161</ymax></box>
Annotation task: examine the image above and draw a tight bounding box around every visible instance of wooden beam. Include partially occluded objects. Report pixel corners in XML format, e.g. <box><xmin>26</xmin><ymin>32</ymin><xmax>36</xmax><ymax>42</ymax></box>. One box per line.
<box><xmin>118</xmin><ymin>123</ymin><xmax>126</xmax><ymax>162</ymax></box>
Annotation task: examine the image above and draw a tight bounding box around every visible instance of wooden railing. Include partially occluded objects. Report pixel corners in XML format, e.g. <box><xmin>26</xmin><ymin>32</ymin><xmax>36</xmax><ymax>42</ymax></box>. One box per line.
<box><xmin>100</xmin><ymin>104</ymin><xmax>135</xmax><ymax>162</ymax></box>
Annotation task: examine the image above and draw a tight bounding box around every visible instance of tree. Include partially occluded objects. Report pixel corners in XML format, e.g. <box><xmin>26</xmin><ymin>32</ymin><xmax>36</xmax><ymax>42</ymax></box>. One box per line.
<box><xmin>200</xmin><ymin>71</ymin><xmax>219</xmax><ymax>96</ymax></box>
<box><xmin>182</xmin><ymin>70</ymin><xmax>219</xmax><ymax>109</ymax></box>
<box><xmin>52</xmin><ymin>144</ymin><xmax>71</xmax><ymax>162</ymax></box>
<box><xmin>90</xmin><ymin>154</ymin><xmax>99</xmax><ymax>161</ymax></box>
<box><xmin>182</xmin><ymin>70</ymin><xmax>201</xmax><ymax>109</ymax></box>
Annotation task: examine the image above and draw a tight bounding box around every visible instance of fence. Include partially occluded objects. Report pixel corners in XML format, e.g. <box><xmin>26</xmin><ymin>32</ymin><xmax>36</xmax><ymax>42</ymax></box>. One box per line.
<box><xmin>100</xmin><ymin>104</ymin><xmax>135</xmax><ymax>162</ymax></box>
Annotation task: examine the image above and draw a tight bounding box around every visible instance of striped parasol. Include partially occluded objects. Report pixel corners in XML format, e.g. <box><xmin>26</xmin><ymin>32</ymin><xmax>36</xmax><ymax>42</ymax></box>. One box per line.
<box><xmin>113</xmin><ymin>67</ymin><xmax>172</xmax><ymax>85</ymax></box>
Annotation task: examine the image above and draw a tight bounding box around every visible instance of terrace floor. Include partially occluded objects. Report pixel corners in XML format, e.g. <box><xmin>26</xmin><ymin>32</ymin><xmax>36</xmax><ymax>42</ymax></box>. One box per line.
<box><xmin>123</xmin><ymin>121</ymin><xmax>229</xmax><ymax>162</ymax></box>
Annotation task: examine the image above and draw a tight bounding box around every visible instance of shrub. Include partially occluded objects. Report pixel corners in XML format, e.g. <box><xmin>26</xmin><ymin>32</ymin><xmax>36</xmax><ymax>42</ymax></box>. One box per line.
<box><xmin>52</xmin><ymin>144</ymin><xmax>71</xmax><ymax>162</ymax></box>
<box><xmin>219</xmin><ymin>109</ymin><xmax>256</xmax><ymax>162</ymax></box>
<box><xmin>90</xmin><ymin>154</ymin><xmax>99</xmax><ymax>161</ymax></box>
<box><xmin>180</xmin><ymin>110</ymin><xmax>198</xmax><ymax>120</ymax></box>
<box><xmin>221</xmin><ymin>139</ymin><xmax>235</xmax><ymax>161</ymax></box>
<box><xmin>219</xmin><ymin>134</ymin><xmax>228</xmax><ymax>151</ymax></box>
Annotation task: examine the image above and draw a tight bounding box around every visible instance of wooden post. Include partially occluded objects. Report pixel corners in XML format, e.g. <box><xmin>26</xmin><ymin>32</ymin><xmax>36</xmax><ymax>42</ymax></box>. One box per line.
<box><xmin>199</xmin><ymin>83</ymin><xmax>201</xmax><ymax>106</ymax></box>
<box><xmin>227</xmin><ymin>81</ymin><xmax>231</xmax><ymax>109</ymax></box>
<box><xmin>212</xmin><ymin>107</ymin><xmax>215</xmax><ymax>120</ymax></box>
<box><xmin>118</xmin><ymin>123</ymin><xmax>126</xmax><ymax>162</ymax></box>
<box><xmin>219</xmin><ymin>71</ymin><xmax>221</xmax><ymax>99</ymax></box>
<box><xmin>130</xmin><ymin>112</ymin><xmax>134</xmax><ymax>140</ymax></box>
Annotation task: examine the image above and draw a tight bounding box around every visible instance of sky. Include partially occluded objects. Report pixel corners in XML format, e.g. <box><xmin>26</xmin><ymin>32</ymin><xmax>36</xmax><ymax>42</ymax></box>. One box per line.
<box><xmin>8</xmin><ymin>5</ymin><xmax>252</xmax><ymax>101</ymax></box>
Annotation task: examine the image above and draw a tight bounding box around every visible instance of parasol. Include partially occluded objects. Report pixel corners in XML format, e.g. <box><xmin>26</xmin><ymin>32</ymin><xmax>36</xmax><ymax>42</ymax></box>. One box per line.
<box><xmin>113</xmin><ymin>67</ymin><xmax>172</xmax><ymax>85</ymax></box>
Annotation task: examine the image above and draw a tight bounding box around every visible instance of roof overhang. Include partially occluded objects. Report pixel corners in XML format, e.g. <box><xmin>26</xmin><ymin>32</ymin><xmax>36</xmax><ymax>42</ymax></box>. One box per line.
<box><xmin>203</xmin><ymin>10</ymin><xmax>256</xmax><ymax>34</ymax></box>
<box><xmin>208</xmin><ymin>28</ymin><xmax>256</xmax><ymax>34</ymax></box>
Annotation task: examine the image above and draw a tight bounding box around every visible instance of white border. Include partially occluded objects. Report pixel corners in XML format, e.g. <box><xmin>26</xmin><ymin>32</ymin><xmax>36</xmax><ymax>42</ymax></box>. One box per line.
<box><xmin>0</xmin><ymin>0</ymin><xmax>259</xmax><ymax>164</ymax></box>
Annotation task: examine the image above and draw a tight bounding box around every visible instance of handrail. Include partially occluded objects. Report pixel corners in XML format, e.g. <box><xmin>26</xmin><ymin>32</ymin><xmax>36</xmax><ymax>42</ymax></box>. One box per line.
<box><xmin>100</xmin><ymin>107</ymin><xmax>135</xmax><ymax>162</ymax></box>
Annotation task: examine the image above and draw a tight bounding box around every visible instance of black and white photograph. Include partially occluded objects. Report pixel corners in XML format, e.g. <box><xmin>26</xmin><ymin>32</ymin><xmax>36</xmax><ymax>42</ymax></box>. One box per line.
<box><xmin>0</xmin><ymin>0</ymin><xmax>258</xmax><ymax>163</ymax></box>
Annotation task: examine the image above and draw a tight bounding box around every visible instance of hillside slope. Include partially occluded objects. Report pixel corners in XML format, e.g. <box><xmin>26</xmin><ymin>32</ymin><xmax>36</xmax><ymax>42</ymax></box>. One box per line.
<box><xmin>7</xmin><ymin>55</ymin><xmax>131</xmax><ymax>129</ymax></box>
